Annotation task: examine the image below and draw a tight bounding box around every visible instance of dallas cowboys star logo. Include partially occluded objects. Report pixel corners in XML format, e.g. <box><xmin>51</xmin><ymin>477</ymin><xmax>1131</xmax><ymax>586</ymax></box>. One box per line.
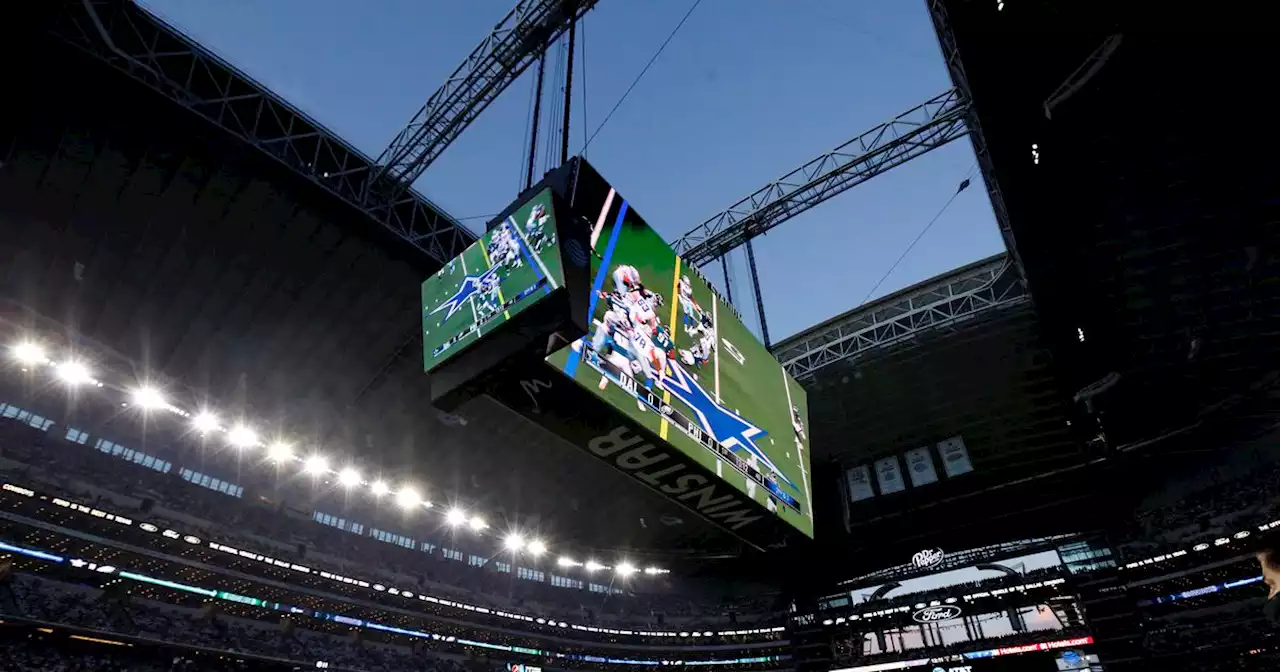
<box><xmin>429</xmin><ymin>265</ymin><xmax>500</xmax><ymax>323</ymax></box>
<box><xmin>659</xmin><ymin>361</ymin><xmax>798</xmax><ymax>491</ymax></box>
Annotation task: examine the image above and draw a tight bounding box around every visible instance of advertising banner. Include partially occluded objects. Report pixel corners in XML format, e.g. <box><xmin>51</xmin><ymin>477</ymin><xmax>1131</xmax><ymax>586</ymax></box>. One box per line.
<box><xmin>937</xmin><ymin>436</ymin><xmax>974</xmax><ymax>478</ymax></box>
<box><xmin>904</xmin><ymin>446</ymin><xmax>938</xmax><ymax>487</ymax></box>
<box><xmin>875</xmin><ymin>456</ymin><xmax>905</xmax><ymax>495</ymax></box>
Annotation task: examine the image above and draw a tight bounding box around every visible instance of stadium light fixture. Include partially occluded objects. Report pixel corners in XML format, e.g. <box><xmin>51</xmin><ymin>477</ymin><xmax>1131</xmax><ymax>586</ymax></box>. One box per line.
<box><xmin>396</xmin><ymin>486</ymin><xmax>420</xmax><ymax>510</ymax></box>
<box><xmin>10</xmin><ymin>342</ymin><xmax>47</xmax><ymax>366</ymax></box>
<box><xmin>557</xmin><ymin>556</ymin><xmax>580</xmax><ymax>568</ymax></box>
<box><xmin>584</xmin><ymin>560</ymin><xmax>604</xmax><ymax>573</ymax></box>
<box><xmin>616</xmin><ymin>562</ymin><xmax>638</xmax><ymax>577</ymax></box>
<box><xmin>192</xmin><ymin>412</ymin><xmax>220</xmax><ymax>434</ymax></box>
<box><xmin>55</xmin><ymin>360</ymin><xmax>93</xmax><ymax>386</ymax></box>
<box><xmin>468</xmin><ymin>515</ymin><xmax>487</xmax><ymax>532</ymax></box>
<box><xmin>303</xmin><ymin>455</ymin><xmax>328</xmax><ymax>475</ymax></box>
<box><xmin>227</xmin><ymin>425</ymin><xmax>259</xmax><ymax>449</ymax></box>
<box><xmin>370</xmin><ymin>480</ymin><xmax>390</xmax><ymax>496</ymax></box>
<box><xmin>130</xmin><ymin>385</ymin><xmax>167</xmax><ymax>411</ymax></box>
<box><xmin>446</xmin><ymin>508</ymin><xmax>467</xmax><ymax>526</ymax></box>
<box><xmin>504</xmin><ymin>532</ymin><xmax>525</xmax><ymax>552</ymax></box>
<box><xmin>338</xmin><ymin>468</ymin><xmax>361</xmax><ymax>488</ymax></box>
<box><xmin>643</xmin><ymin>566</ymin><xmax>668</xmax><ymax>575</ymax></box>
<box><xmin>527</xmin><ymin>539</ymin><xmax>547</xmax><ymax>557</ymax></box>
<box><xmin>267</xmin><ymin>442</ymin><xmax>293</xmax><ymax>462</ymax></box>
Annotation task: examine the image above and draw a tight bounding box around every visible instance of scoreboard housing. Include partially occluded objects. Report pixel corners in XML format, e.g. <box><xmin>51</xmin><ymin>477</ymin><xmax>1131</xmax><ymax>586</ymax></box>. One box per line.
<box><xmin>423</xmin><ymin>158</ymin><xmax>813</xmax><ymax>549</ymax></box>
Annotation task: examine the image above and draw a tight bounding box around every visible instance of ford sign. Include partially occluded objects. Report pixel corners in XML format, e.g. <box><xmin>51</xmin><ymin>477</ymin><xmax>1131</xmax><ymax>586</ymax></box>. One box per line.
<box><xmin>912</xmin><ymin>548</ymin><xmax>944</xmax><ymax>569</ymax></box>
<box><xmin>912</xmin><ymin>605</ymin><xmax>962</xmax><ymax>623</ymax></box>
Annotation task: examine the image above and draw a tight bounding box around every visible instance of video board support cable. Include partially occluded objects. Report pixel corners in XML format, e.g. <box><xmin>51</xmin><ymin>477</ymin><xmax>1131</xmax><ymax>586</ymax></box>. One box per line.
<box><xmin>745</xmin><ymin>238</ymin><xmax>770</xmax><ymax>348</ymax></box>
<box><xmin>560</xmin><ymin>20</ymin><xmax>576</xmax><ymax>166</ymax></box>
<box><xmin>525</xmin><ymin>51</ymin><xmax>548</xmax><ymax>191</ymax></box>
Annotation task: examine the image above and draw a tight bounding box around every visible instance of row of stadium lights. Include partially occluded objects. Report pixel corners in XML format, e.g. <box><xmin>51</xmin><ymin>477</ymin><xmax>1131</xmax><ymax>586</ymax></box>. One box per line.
<box><xmin>6</xmin><ymin>341</ymin><xmax>667</xmax><ymax>579</ymax></box>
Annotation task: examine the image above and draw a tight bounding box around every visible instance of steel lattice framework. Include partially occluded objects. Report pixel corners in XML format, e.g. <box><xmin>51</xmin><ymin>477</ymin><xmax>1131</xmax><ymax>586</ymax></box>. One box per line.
<box><xmin>772</xmin><ymin>254</ymin><xmax>1028</xmax><ymax>379</ymax></box>
<box><xmin>371</xmin><ymin>0</ymin><xmax>595</xmax><ymax>191</ymax></box>
<box><xmin>927</xmin><ymin>0</ymin><xmax>1023</xmax><ymax>282</ymax></box>
<box><xmin>47</xmin><ymin>0</ymin><xmax>481</xmax><ymax>265</ymax></box>
<box><xmin>674</xmin><ymin>88</ymin><xmax>970</xmax><ymax>267</ymax></box>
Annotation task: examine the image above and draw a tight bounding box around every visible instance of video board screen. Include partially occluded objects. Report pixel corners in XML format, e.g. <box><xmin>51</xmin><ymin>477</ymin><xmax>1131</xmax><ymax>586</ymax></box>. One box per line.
<box><xmin>422</xmin><ymin>188</ymin><xmax>564</xmax><ymax>372</ymax></box>
<box><xmin>545</xmin><ymin>189</ymin><xmax>814</xmax><ymax>537</ymax></box>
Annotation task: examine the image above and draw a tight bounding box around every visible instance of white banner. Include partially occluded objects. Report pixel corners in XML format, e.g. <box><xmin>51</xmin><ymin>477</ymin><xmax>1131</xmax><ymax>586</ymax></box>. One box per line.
<box><xmin>875</xmin><ymin>456</ymin><xmax>905</xmax><ymax>495</ymax></box>
<box><xmin>845</xmin><ymin>465</ymin><xmax>875</xmax><ymax>502</ymax></box>
<box><xmin>937</xmin><ymin>436</ymin><xmax>974</xmax><ymax>477</ymax></box>
<box><xmin>904</xmin><ymin>446</ymin><xmax>938</xmax><ymax>487</ymax></box>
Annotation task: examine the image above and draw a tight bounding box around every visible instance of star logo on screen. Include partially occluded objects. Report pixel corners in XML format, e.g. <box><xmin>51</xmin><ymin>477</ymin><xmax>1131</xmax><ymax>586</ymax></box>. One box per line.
<box><xmin>429</xmin><ymin>266</ymin><xmax>500</xmax><ymax>323</ymax></box>
<box><xmin>660</xmin><ymin>361</ymin><xmax>797</xmax><ymax>491</ymax></box>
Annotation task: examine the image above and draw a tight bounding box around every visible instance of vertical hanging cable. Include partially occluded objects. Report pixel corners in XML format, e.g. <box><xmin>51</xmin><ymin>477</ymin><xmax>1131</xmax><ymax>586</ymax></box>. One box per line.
<box><xmin>561</xmin><ymin>20</ymin><xmax>576</xmax><ymax>165</ymax></box>
<box><xmin>542</xmin><ymin>37</ymin><xmax>565</xmax><ymax>176</ymax></box>
<box><xmin>525</xmin><ymin>52</ymin><xmax>547</xmax><ymax>191</ymax></box>
<box><xmin>579</xmin><ymin>15</ymin><xmax>589</xmax><ymax>158</ymax></box>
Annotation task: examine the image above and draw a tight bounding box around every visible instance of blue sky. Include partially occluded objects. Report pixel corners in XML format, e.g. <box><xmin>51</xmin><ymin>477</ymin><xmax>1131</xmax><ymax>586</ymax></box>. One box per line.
<box><xmin>139</xmin><ymin>0</ymin><xmax>1003</xmax><ymax>342</ymax></box>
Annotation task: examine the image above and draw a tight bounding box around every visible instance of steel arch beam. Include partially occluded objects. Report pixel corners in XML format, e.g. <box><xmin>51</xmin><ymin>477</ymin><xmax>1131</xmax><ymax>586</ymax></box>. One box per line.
<box><xmin>771</xmin><ymin>254</ymin><xmax>1028</xmax><ymax>380</ymax></box>
<box><xmin>674</xmin><ymin>89</ymin><xmax>970</xmax><ymax>267</ymax></box>
<box><xmin>51</xmin><ymin>0</ymin><xmax>475</xmax><ymax>265</ymax></box>
<box><xmin>371</xmin><ymin>0</ymin><xmax>596</xmax><ymax>191</ymax></box>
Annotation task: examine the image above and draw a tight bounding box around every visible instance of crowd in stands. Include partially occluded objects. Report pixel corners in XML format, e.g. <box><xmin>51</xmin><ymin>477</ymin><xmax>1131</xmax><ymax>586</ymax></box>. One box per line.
<box><xmin>1</xmin><ymin>573</ymin><xmax>517</xmax><ymax>672</ymax></box>
<box><xmin>1114</xmin><ymin>447</ymin><xmax>1280</xmax><ymax>563</ymax></box>
<box><xmin>1141</xmin><ymin>597</ymin><xmax>1278</xmax><ymax>661</ymax></box>
<box><xmin>0</xmin><ymin>416</ymin><xmax>785</xmax><ymax>638</ymax></box>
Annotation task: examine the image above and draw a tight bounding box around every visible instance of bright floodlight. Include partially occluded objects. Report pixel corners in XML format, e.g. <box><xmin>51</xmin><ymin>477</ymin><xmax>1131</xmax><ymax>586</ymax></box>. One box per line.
<box><xmin>616</xmin><ymin>562</ymin><xmax>638</xmax><ymax>577</ymax></box>
<box><xmin>192</xmin><ymin>412</ymin><xmax>220</xmax><ymax>434</ymax></box>
<box><xmin>267</xmin><ymin>442</ymin><xmax>293</xmax><ymax>462</ymax></box>
<box><xmin>338</xmin><ymin>468</ymin><xmax>361</xmax><ymax>488</ymax></box>
<box><xmin>584</xmin><ymin>560</ymin><xmax>604</xmax><ymax>573</ymax></box>
<box><xmin>11</xmin><ymin>342</ymin><xmax>46</xmax><ymax>365</ymax></box>
<box><xmin>527</xmin><ymin>539</ymin><xmax>547</xmax><ymax>556</ymax></box>
<box><xmin>504</xmin><ymin>533</ymin><xmax>525</xmax><ymax>552</ymax></box>
<box><xmin>130</xmin><ymin>386</ymin><xmax>166</xmax><ymax>410</ymax></box>
<box><xmin>303</xmin><ymin>455</ymin><xmax>328</xmax><ymax>475</ymax></box>
<box><xmin>396</xmin><ymin>486</ymin><xmax>420</xmax><ymax>510</ymax></box>
<box><xmin>556</xmin><ymin>556</ymin><xmax>577</xmax><ymax>568</ymax></box>
<box><xmin>370</xmin><ymin>481</ymin><xmax>390</xmax><ymax>496</ymax></box>
<box><xmin>55</xmin><ymin>361</ymin><xmax>92</xmax><ymax>386</ymax></box>
<box><xmin>446</xmin><ymin>508</ymin><xmax>467</xmax><ymax>526</ymax></box>
<box><xmin>227</xmin><ymin>425</ymin><xmax>259</xmax><ymax>449</ymax></box>
<box><xmin>468</xmin><ymin>515</ymin><xmax>487</xmax><ymax>531</ymax></box>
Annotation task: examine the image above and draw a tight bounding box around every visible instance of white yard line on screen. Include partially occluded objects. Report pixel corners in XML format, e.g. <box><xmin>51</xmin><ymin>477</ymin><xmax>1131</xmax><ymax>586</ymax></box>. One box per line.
<box><xmin>458</xmin><ymin>254</ymin><xmax>480</xmax><ymax>325</ymax></box>
<box><xmin>478</xmin><ymin>233</ymin><xmax>510</xmax><ymax>322</ymax></box>
<box><xmin>589</xmin><ymin>188</ymin><xmax>617</xmax><ymax>251</ymax></box>
<box><xmin>780</xmin><ymin>368</ymin><xmax>813</xmax><ymax>519</ymax></box>
<box><xmin>509</xmin><ymin>216</ymin><xmax>557</xmax><ymax>289</ymax></box>
<box><xmin>712</xmin><ymin>298</ymin><xmax>721</xmax><ymax>403</ymax></box>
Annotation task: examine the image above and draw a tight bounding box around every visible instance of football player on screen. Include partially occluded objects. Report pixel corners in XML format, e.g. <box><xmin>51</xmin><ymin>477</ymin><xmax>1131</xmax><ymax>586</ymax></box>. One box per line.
<box><xmin>525</xmin><ymin>203</ymin><xmax>554</xmax><ymax>251</ymax></box>
<box><xmin>677</xmin><ymin>275</ymin><xmax>708</xmax><ymax>336</ymax></box>
<box><xmin>792</xmin><ymin>405</ymin><xmax>807</xmax><ymax>441</ymax></box>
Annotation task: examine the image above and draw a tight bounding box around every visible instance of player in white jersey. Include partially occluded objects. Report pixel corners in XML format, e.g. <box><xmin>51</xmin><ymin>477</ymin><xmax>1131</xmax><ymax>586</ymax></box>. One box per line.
<box><xmin>475</xmin><ymin>273</ymin><xmax>503</xmax><ymax>321</ymax></box>
<box><xmin>590</xmin><ymin>304</ymin><xmax>632</xmax><ymax>362</ymax></box>
<box><xmin>677</xmin><ymin>275</ymin><xmax>706</xmax><ymax>336</ymax></box>
<box><xmin>679</xmin><ymin>329</ymin><xmax>716</xmax><ymax>370</ymax></box>
<box><xmin>792</xmin><ymin>405</ymin><xmax>807</xmax><ymax>441</ymax></box>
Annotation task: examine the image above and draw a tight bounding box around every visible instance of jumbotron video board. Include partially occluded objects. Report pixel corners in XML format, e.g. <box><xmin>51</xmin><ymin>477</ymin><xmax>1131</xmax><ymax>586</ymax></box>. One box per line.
<box><xmin>543</xmin><ymin>171</ymin><xmax>814</xmax><ymax>539</ymax></box>
<box><xmin>422</xmin><ymin>187</ymin><xmax>564</xmax><ymax>373</ymax></box>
